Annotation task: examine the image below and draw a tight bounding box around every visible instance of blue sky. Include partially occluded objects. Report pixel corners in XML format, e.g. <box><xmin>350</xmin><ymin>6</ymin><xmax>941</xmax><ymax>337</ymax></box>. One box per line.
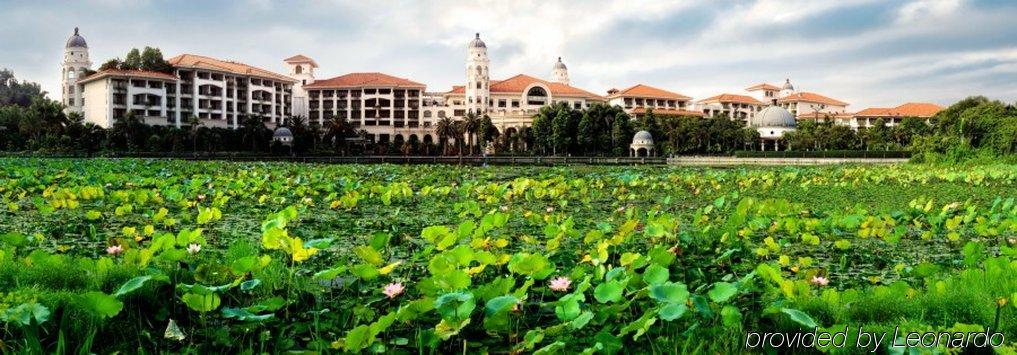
<box><xmin>2</xmin><ymin>0</ymin><xmax>1015</xmax><ymax>110</ymax></box>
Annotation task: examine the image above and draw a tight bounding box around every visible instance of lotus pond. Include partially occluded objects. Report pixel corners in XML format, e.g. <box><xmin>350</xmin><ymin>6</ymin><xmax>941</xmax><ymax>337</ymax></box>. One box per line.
<box><xmin>1</xmin><ymin>158</ymin><xmax>1017</xmax><ymax>353</ymax></box>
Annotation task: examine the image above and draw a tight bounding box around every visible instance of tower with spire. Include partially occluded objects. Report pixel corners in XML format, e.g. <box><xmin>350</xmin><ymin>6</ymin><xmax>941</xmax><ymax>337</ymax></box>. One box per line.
<box><xmin>465</xmin><ymin>33</ymin><xmax>490</xmax><ymax>115</ymax></box>
<box><xmin>62</xmin><ymin>27</ymin><xmax>92</xmax><ymax>114</ymax></box>
<box><xmin>552</xmin><ymin>57</ymin><xmax>569</xmax><ymax>85</ymax></box>
<box><xmin>779</xmin><ymin>78</ymin><xmax>795</xmax><ymax>97</ymax></box>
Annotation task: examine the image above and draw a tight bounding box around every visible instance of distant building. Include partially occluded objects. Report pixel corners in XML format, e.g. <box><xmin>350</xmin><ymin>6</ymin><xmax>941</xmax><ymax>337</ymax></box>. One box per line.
<box><xmin>304</xmin><ymin>72</ymin><xmax>428</xmax><ymax>145</ymax></box>
<box><xmin>606</xmin><ymin>84</ymin><xmax>701</xmax><ymax>119</ymax></box>
<box><xmin>851</xmin><ymin>102</ymin><xmax>943</xmax><ymax>129</ymax></box>
<box><xmin>697</xmin><ymin>78</ymin><xmax>851</xmax><ymax>129</ymax></box>
<box><xmin>696</xmin><ymin>94</ymin><xmax>764</xmax><ymax>124</ymax></box>
<box><xmin>79</xmin><ymin>69</ymin><xmax>178</xmax><ymax>127</ymax></box>
<box><xmin>64</xmin><ymin>27</ymin><xmax>945</xmax><ymax>145</ymax></box>
<box><xmin>65</xmin><ymin>29</ymin><xmax>295</xmax><ymax>129</ymax></box>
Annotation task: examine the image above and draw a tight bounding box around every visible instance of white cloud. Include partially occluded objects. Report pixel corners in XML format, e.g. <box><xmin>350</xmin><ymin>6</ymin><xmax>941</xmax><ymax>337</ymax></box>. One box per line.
<box><xmin>897</xmin><ymin>0</ymin><xmax>965</xmax><ymax>24</ymax></box>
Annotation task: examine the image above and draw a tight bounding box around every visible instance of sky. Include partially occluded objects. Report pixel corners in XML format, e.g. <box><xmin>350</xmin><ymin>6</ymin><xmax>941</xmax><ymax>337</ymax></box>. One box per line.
<box><xmin>2</xmin><ymin>0</ymin><xmax>1015</xmax><ymax>110</ymax></box>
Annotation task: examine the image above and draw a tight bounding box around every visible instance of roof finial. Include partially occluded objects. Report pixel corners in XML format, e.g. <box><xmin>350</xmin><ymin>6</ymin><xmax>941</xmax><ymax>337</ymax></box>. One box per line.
<box><xmin>557</xmin><ymin>56</ymin><xmax>562</xmax><ymax>62</ymax></box>
<box><xmin>475</xmin><ymin>32</ymin><xmax>480</xmax><ymax>39</ymax></box>
<box><xmin>74</xmin><ymin>27</ymin><xmax>79</xmax><ymax>35</ymax></box>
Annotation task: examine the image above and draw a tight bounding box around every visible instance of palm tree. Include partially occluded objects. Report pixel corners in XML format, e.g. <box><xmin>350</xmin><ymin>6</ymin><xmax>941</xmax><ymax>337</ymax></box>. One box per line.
<box><xmin>435</xmin><ymin>116</ymin><xmax>457</xmax><ymax>156</ymax></box>
<box><xmin>112</xmin><ymin>111</ymin><xmax>145</xmax><ymax>151</ymax></box>
<box><xmin>240</xmin><ymin>114</ymin><xmax>267</xmax><ymax>152</ymax></box>
<box><xmin>462</xmin><ymin>112</ymin><xmax>480</xmax><ymax>155</ymax></box>
<box><xmin>323</xmin><ymin>116</ymin><xmax>353</xmax><ymax>155</ymax></box>
<box><xmin>186</xmin><ymin>115</ymin><xmax>201</xmax><ymax>152</ymax></box>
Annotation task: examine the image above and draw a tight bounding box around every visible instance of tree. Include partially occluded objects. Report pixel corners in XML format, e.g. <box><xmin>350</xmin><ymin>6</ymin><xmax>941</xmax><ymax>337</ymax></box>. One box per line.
<box><xmin>462</xmin><ymin>112</ymin><xmax>480</xmax><ymax>155</ymax></box>
<box><xmin>123</xmin><ymin>49</ymin><xmax>143</xmax><ymax>70</ymax></box>
<box><xmin>186</xmin><ymin>115</ymin><xmax>201</xmax><ymax>152</ymax></box>
<box><xmin>323</xmin><ymin>116</ymin><xmax>354</xmax><ymax>155</ymax></box>
<box><xmin>477</xmin><ymin>114</ymin><xmax>496</xmax><ymax>153</ymax></box>
<box><xmin>531</xmin><ymin>109</ymin><xmax>553</xmax><ymax>155</ymax></box>
<box><xmin>111</xmin><ymin>111</ymin><xmax>145</xmax><ymax>151</ymax></box>
<box><xmin>435</xmin><ymin>116</ymin><xmax>457</xmax><ymax>156</ymax></box>
<box><xmin>550</xmin><ymin>107</ymin><xmax>571</xmax><ymax>155</ymax></box>
<box><xmin>611</xmin><ymin>112</ymin><xmax>634</xmax><ymax>156</ymax></box>
<box><xmin>0</xmin><ymin>69</ymin><xmax>48</xmax><ymax>107</ymax></box>
<box><xmin>240</xmin><ymin>114</ymin><xmax>269</xmax><ymax>152</ymax></box>
<box><xmin>577</xmin><ymin>112</ymin><xmax>594</xmax><ymax>155</ymax></box>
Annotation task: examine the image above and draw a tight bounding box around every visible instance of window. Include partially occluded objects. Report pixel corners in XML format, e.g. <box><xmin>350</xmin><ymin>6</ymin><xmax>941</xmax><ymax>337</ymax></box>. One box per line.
<box><xmin>295</xmin><ymin>66</ymin><xmax>302</xmax><ymax>74</ymax></box>
<box><xmin>526</xmin><ymin>86</ymin><xmax>548</xmax><ymax>106</ymax></box>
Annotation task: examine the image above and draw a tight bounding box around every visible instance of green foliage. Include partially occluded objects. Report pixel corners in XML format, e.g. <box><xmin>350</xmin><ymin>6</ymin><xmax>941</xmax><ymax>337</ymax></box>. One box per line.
<box><xmin>0</xmin><ymin>159</ymin><xmax>1015</xmax><ymax>353</ymax></box>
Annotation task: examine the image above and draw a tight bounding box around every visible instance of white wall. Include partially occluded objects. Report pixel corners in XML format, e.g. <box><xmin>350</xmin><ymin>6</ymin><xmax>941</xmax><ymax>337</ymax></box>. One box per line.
<box><xmin>81</xmin><ymin>79</ymin><xmax>111</xmax><ymax>128</ymax></box>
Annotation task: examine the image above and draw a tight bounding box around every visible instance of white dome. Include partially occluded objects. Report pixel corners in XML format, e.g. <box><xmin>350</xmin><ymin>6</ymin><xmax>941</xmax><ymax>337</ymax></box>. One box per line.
<box><xmin>554</xmin><ymin>57</ymin><xmax>567</xmax><ymax>70</ymax></box>
<box><xmin>752</xmin><ymin>106</ymin><xmax>796</xmax><ymax>128</ymax></box>
<box><xmin>632</xmin><ymin>130</ymin><xmax>653</xmax><ymax>144</ymax></box>
<box><xmin>468</xmin><ymin>33</ymin><xmax>486</xmax><ymax>48</ymax></box>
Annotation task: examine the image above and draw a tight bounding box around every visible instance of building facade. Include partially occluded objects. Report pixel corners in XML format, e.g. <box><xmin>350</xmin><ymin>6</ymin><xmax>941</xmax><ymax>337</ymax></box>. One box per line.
<box><xmin>65</xmin><ymin>27</ymin><xmax>946</xmax><ymax>146</ymax></box>
<box><xmin>606</xmin><ymin>84</ymin><xmax>700</xmax><ymax>118</ymax></box>
<box><xmin>79</xmin><ymin>69</ymin><xmax>178</xmax><ymax>127</ymax></box>
<box><xmin>304</xmin><ymin>72</ymin><xmax>429</xmax><ymax>144</ymax></box>
<box><xmin>696</xmin><ymin>94</ymin><xmax>764</xmax><ymax>123</ymax></box>
<box><xmin>851</xmin><ymin>102</ymin><xmax>942</xmax><ymax>129</ymax></box>
<box><xmin>63</xmin><ymin>29</ymin><xmax>295</xmax><ymax>129</ymax></box>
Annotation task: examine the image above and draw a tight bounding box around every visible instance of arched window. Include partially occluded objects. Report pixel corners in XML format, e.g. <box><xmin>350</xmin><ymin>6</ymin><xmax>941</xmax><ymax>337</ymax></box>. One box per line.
<box><xmin>526</xmin><ymin>86</ymin><xmax>548</xmax><ymax>106</ymax></box>
<box><xmin>67</xmin><ymin>70</ymin><xmax>76</xmax><ymax>79</ymax></box>
<box><xmin>476</xmin><ymin>82</ymin><xmax>481</xmax><ymax>89</ymax></box>
<box><xmin>295</xmin><ymin>66</ymin><xmax>303</xmax><ymax>74</ymax></box>
<box><xmin>476</xmin><ymin>66</ymin><xmax>482</xmax><ymax>75</ymax></box>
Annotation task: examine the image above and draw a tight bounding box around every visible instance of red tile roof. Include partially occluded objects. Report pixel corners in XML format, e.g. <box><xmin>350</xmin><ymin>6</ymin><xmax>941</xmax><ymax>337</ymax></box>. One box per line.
<box><xmin>78</xmin><ymin>69</ymin><xmax>178</xmax><ymax>84</ymax></box>
<box><xmin>284</xmin><ymin>54</ymin><xmax>318</xmax><ymax>67</ymax></box>
<box><xmin>606</xmin><ymin>84</ymin><xmax>691</xmax><ymax>101</ymax></box>
<box><xmin>777</xmin><ymin>92</ymin><xmax>848</xmax><ymax>106</ymax></box>
<box><xmin>304</xmin><ymin>72</ymin><xmax>425</xmax><ymax>89</ymax></box>
<box><xmin>447</xmin><ymin>74</ymin><xmax>603</xmax><ymax>100</ymax></box>
<box><xmin>697</xmin><ymin>93</ymin><xmax>764</xmax><ymax>106</ymax></box>
<box><xmin>745</xmin><ymin>83</ymin><xmax>780</xmax><ymax>91</ymax></box>
<box><xmin>630</xmin><ymin>107</ymin><xmax>704</xmax><ymax>117</ymax></box>
<box><xmin>854</xmin><ymin>102</ymin><xmax>942</xmax><ymax>118</ymax></box>
<box><xmin>167</xmin><ymin>54</ymin><xmax>296</xmax><ymax>83</ymax></box>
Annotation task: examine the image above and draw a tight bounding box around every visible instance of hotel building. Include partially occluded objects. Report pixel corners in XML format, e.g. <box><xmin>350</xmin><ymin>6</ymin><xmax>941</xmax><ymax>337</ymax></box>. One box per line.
<box><xmin>606</xmin><ymin>84</ymin><xmax>701</xmax><ymax>119</ymax></box>
<box><xmin>64</xmin><ymin>27</ymin><xmax>946</xmax><ymax>144</ymax></box>
<box><xmin>64</xmin><ymin>29</ymin><xmax>296</xmax><ymax>129</ymax></box>
<box><xmin>850</xmin><ymin>102</ymin><xmax>943</xmax><ymax>129</ymax></box>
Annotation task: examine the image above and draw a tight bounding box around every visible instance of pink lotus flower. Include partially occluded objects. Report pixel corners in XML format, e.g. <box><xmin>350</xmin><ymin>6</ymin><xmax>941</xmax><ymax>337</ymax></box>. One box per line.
<box><xmin>186</xmin><ymin>243</ymin><xmax>201</xmax><ymax>254</ymax></box>
<box><xmin>811</xmin><ymin>276</ymin><xmax>829</xmax><ymax>286</ymax></box>
<box><xmin>383</xmin><ymin>282</ymin><xmax>405</xmax><ymax>299</ymax></box>
<box><xmin>106</xmin><ymin>245</ymin><xmax>123</xmax><ymax>255</ymax></box>
<box><xmin>549</xmin><ymin>277</ymin><xmax>571</xmax><ymax>292</ymax></box>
